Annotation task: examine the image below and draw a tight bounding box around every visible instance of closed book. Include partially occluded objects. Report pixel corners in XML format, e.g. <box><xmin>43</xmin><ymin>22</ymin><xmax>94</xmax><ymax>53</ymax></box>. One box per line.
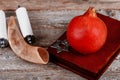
<box><xmin>47</xmin><ymin>14</ymin><xmax>120</xmax><ymax>80</ymax></box>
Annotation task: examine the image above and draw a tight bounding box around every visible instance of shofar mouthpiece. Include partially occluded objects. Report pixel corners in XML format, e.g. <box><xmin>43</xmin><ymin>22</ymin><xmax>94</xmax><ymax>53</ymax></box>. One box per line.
<box><xmin>8</xmin><ymin>16</ymin><xmax>49</xmax><ymax>64</ymax></box>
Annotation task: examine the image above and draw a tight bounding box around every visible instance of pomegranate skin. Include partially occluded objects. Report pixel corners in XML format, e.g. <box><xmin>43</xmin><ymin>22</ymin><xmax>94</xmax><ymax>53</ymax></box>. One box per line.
<box><xmin>67</xmin><ymin>7</ymin><xmax>107</xmax><ymax>54</ymax></box>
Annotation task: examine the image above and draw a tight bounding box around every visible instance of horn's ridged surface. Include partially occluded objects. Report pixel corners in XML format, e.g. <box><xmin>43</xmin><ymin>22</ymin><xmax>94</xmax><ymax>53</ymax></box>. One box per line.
<box><xmin>8</xmin><ymin>16</ymin><xmax>49</xmax><ymax>64</ymax></box>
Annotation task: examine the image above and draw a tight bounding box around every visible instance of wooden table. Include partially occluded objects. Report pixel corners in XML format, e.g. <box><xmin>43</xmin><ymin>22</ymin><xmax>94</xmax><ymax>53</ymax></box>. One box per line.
<box><xmin>0</xmin><ymin>0</ymin><xmax>120</xmax><ymax>80</ymax></box>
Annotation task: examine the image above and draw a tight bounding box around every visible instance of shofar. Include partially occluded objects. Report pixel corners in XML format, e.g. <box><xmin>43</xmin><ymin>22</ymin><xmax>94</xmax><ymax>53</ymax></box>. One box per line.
<box><xmin>8</xmin><ymin>16</ymin><xmax>49</xmax><ymax>64</ymax></box>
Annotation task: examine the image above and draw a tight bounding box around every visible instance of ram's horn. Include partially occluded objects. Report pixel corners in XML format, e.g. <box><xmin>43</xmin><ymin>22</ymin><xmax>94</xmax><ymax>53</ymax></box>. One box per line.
<box><xmin>8</xmin><ymin>16</ymin><xmax>49</xmax><ymax>64</ymax></box>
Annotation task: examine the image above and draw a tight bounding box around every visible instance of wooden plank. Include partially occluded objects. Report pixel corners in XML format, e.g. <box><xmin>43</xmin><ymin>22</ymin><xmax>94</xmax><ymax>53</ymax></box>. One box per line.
<box><xmin>1</xmin><ymin>0</ymin><xmax>120</xmax><ymax>11</ymax></box>
<box><xmin>0</xmin><ymin>47</ymin><xmax>120</xmax><ymax>80</ymax></box>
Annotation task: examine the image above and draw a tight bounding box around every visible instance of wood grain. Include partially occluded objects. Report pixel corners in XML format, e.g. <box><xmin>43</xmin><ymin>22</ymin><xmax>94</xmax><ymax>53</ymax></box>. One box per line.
<box><xmin>0</xmin><ymin>0</ymin><xmax>120</xmax><ymax>80</ymax></box>
<box><xmin>1</xmin><ymin>0</ymin><xmax>120</xmax><ymax>11</ymax></box>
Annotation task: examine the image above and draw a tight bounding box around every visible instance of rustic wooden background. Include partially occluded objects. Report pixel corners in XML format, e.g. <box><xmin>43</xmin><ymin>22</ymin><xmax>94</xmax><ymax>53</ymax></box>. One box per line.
<box><xmin>0</xmin><ymin>0</ymin><xmax>120</xmax><ymax>80</ymax></box>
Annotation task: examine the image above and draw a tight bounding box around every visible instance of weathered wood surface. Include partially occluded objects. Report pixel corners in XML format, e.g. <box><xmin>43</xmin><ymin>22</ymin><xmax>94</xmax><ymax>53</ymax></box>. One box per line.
<box><xmin>0</xmin><ymin>0</ymin><xmax>120</xmax><ymax>80</ymax></box>
<box><xmin>1</xmin><ymin>0</ymin><xmax>120</xmax><ymax>11</ymax></box>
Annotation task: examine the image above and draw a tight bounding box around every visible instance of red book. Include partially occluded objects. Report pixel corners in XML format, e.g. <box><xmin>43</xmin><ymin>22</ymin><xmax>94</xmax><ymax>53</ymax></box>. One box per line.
<box><xmin>47</xmin><ymin>14</ymin><xmax>120</xmax><ymax>80</ymax></box>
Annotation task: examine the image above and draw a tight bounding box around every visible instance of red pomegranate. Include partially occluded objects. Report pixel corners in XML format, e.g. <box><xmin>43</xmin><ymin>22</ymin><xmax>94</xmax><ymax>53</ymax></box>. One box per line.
<box><xmin>67</xmin><ymin>7</ymin><xmax>107</xmax><ymax>55</ymax></box>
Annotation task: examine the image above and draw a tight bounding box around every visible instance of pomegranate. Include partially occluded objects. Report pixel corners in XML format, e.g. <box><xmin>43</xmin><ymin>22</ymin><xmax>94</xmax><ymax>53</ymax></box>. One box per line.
<box><xmin>67</xmin><ymin>7</ymin><xmax>107</xmax><ymax>55</ymax></box>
